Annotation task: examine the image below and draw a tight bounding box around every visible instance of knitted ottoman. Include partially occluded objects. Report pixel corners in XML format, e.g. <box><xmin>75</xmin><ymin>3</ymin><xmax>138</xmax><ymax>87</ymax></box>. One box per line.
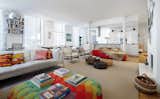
<box><xmin>101</xmin><ymin>59</ymin><xmax>113</xmax><ymax>66</ymax></box>
<box><xmin>85</xmin><ymin>56</ymin><xmax>100</xmax><ymax>65</ymax></box>
<box><xmin>94</xmin><ymin>61</ymin><xmax>107</xmax><ymax>69</ymax></box>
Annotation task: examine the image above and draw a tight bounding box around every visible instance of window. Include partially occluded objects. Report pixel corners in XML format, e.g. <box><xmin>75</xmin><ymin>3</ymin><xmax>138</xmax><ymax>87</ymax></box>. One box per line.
<box><xmin>53</xmin><ymin>22</ymin><xmax>65</xmax><ymax>46</ymax></box>
<box><xmin>96</xmin><ymin>27</ymin><xmax>121</xmax><ymax>44</ymax></box>
<box><xmin>24</xmin><ymin>16</ymin><xmax>41</xmax><ymax>49</ymax></box>
<box><xmin>96</xmin><ymin>27</ymin><xmax>111</xmax><ymax>44</ymax></box>
<box><xmin>0</xmin><ymin>10</ymin><xmax>5</xmax><ymax>50</ymax></box>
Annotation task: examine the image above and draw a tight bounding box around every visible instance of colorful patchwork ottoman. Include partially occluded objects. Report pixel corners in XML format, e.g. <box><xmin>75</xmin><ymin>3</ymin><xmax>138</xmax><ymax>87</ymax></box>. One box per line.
<box><xmin>8</xmin><ymin>72</ymin><xmax>103</xmax><ymax>99</ymax></box>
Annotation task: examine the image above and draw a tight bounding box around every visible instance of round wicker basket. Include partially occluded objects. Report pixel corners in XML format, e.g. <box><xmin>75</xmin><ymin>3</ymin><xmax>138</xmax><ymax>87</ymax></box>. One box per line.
<box><xmin>134</xmin><ymin>74</ymin><xmax>157</xmax><ymax>94</ymax></box>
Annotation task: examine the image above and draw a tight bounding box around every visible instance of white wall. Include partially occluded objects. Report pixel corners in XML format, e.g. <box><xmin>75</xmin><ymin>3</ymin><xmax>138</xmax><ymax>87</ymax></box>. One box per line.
<box><xmin>41</xmin><ymin>18</ymin><xmax>54</xmax><ymax>47</ymax></box>
<box><xmin>0</xmin><ymin>10</ymin><xmax>5</xmax><ymax>50</ymax></box>
<box><xmin>139</xmin><ymin>23</ymin><xmax>148</xmax><ymax>51</ymax></box>
<box><xmin>148</xmin><ymin>0</ymin><xmax>160</xmax><ymax>92</ymax></box>
<box><xmin>24</xmin><ymin>16</ymin><xmax>41</xmax><ymax>49</ymax></box>
<box><xmin>91</xmin><ymin>16</ymin><xmax>139</xmax><ymax>55</ymax></box>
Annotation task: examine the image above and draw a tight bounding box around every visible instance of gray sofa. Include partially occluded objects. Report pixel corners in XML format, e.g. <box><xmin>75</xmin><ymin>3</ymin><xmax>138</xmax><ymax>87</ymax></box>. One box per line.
<box><xmin>0</xmin><ymin>59</ymin><xmax>57</xmax><ymax>80</ymax></box>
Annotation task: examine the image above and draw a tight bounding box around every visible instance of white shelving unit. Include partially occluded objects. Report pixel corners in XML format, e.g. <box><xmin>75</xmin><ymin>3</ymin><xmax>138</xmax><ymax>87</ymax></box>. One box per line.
<box><xmin>6</xmin><ymin>13</ymin><xmax>24</xmax><ymax>50</ymax></box>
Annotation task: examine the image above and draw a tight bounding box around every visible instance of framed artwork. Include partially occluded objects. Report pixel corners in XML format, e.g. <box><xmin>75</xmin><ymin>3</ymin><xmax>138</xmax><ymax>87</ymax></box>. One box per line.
<box><xmin>66</xmin><ymin>33</ymin><xmax>72</xmax><ymax>42</ymax></box>
<box><xmin>148</xmin><ymin>0</ymin><xmax>155</xmax><ymax>44</ymax></box>
<box><xmin>48</xmin><ymin>32</ymin><xmax>52</xmax><ymax>39</ymax></box>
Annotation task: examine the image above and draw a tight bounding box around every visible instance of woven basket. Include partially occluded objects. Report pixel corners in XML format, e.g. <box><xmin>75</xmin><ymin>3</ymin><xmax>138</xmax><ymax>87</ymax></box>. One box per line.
<box><xmin>134</xmin><ymin>74</ymin><xmax>157</xmax><ymax>94</ymax></box>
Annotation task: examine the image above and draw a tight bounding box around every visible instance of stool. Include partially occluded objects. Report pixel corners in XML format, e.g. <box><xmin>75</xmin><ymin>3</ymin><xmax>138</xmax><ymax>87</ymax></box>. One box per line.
<box><xmin>101</xmin><ymin>59</ymin><xmax>113</xmax><ymax>66</ymax></box>
<box><xmin>94</xmin><ymin>61</ymin><xmax>107</xmax><ymax>69</ymax></box>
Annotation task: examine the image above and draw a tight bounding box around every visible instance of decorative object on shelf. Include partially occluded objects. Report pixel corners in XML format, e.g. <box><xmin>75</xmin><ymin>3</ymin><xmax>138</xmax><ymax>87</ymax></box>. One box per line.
<box><xmin>12</xmin><ymin>43</ymin><xmax>23</xmax><ymax>50</ymax></box>
<box><xmin>7</xmin><ymin>12</ymin><xmax>24</xmax><ymax>34</ymax></box>
<box><xmin>134</xmin><ymin>74</ymin><xmax>157</xmax><ymax>94</ymax></box>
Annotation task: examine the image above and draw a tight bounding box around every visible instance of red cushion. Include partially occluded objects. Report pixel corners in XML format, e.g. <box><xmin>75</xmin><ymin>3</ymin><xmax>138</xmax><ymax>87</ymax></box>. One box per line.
<box><xmin>91</xmin><ymin>50</ymin><xmax>111</xmax><ymax>59</ymax></box>
<box><xmin>35</xmin><ymin>50</ymin><xmax>48</xmax><ymax>60</ymax></box>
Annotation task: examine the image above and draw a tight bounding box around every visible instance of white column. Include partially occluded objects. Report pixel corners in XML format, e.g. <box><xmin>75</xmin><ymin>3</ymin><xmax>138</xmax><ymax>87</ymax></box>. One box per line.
<box><xmin>121</xmin><ymin>17</ymin><xmax>126</xmax><ymax>52</ymax></box>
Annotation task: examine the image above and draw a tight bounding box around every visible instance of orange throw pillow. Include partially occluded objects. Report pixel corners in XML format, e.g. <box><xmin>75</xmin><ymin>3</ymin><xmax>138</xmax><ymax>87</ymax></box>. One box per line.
<box><xmin>0</xmin><ymin>54</ymin><xmax>12</xmax><ymax>67</ymax></box>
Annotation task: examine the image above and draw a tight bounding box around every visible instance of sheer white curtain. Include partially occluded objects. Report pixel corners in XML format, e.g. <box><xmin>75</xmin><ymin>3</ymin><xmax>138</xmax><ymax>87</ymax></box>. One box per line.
<box><xmin>0</xmin><ymin>10</ymin><xmax>5</xmax><ymax>51</ymax></box>
<box><xmin>96</xmin><ymin>27</ymin><xmax>111</xmax><ymax>44</ymax></box>
<box><xmin>53</xmin><ymin>22</ymin><xmax>65</xmax><ymax>47</ymax></box>
<box><xmin>24</xmin><ymin>16</ymin><xmax>42</xmax><ymax>49</ymax></box>
<box><xmin>73</xmin><ymin>27</ymin><xmax>80</xmax><ymax>47</ymax></box>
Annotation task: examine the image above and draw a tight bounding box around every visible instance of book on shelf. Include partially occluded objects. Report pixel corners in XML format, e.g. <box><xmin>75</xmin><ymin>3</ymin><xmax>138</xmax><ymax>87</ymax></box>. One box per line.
<box><xmin>40</xmin><ymin>83</ymin><xmax>70</xmax><ymax>99</ymax></box>
<box><xmin>31</xmin><ymin>73</ymin><xmax>54</xmax><ymax>88</ymax></box>
<box><xmin>54</xmin><ymin>68</ymin><xmax>71</xmax><ymax>77</ymax></box>
<box><xmin>65</xmin><ymin>74</ymin><xmax>87</xmax><ymax>86</ymax></box>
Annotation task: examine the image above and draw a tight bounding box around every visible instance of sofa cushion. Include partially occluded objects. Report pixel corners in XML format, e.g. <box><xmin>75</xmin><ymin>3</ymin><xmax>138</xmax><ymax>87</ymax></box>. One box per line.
<box><xmin>47</xmin><ymin>49</ymin><xmax>53</xmax><ymax>59</ymax></box>
<box><xmin>34</xmin><ymin>50</ymin><xmax>48</xmax><ymax>60</ymax></box>
<box><xmin>13</xmin><ymin>50</ymin><xmax>31</xmax><ymax>62</ymax></box>
<box><xmin>0</xmin><ymin>54</ymin><xmax>12</xmax><ymax>67</ymax></box>
<box><xmin>12</xmin><ymin>53</ymin><xmax>24</xmax><ymax>65</ymax></box>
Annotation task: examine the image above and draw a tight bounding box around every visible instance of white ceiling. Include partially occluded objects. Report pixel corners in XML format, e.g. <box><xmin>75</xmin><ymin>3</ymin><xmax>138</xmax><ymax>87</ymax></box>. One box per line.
<box><xmin>0</xmin><ymin>0</ymin><xmax>147</xmax><ymax>23</ymax></box>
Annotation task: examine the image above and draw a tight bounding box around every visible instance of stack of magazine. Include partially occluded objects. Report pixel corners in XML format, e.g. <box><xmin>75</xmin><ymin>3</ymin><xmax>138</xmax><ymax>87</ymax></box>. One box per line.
<box><xmin>40</xmin><ymin>83</ymin><xmax>70</xmax><ymax>99</ymax></box>
<box><xmin>54</xmin><ymin>68</ymin><xmax>71</xmax><ymax>77</ymax></box>
<box><xmin>31</xmin><ymin>73</ymin><xmax>54</xmax><ymax>88</ymax></box>
<box><xmin>65</xmin><ymin>74</ymin><xmax>87</xmax><ymax>86</ymax></box>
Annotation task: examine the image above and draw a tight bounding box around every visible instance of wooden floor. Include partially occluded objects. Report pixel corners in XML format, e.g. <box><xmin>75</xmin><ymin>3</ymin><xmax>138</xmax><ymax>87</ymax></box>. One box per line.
<box><xmin>139</xmin><ymin>92</ymin><xmax>160</xmax><ymax>99</ymax></box>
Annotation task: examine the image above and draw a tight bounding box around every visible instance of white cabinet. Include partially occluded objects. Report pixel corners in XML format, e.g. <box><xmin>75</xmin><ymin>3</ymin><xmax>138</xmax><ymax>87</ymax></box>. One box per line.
<box><xmin>126</xmin><ymin>44</ymin><xmax>139</xmax><ymax>56</ymax></box>
<box><xmin>126</xmin><ymin>31</ymin><xmax>138</xmax><ymax>44</ymax></box>
<box><xmin>125</xmin><ymin>31</ymin><xmax>139</xmax><ymax>56</ymax></box>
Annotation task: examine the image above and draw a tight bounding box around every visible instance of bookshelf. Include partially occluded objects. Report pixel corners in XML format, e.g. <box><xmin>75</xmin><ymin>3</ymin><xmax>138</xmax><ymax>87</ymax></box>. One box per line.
<box><xmin>6</xmin><ymin>14</ymin><xmax>24</xmax><ymax>51</ymax></box>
